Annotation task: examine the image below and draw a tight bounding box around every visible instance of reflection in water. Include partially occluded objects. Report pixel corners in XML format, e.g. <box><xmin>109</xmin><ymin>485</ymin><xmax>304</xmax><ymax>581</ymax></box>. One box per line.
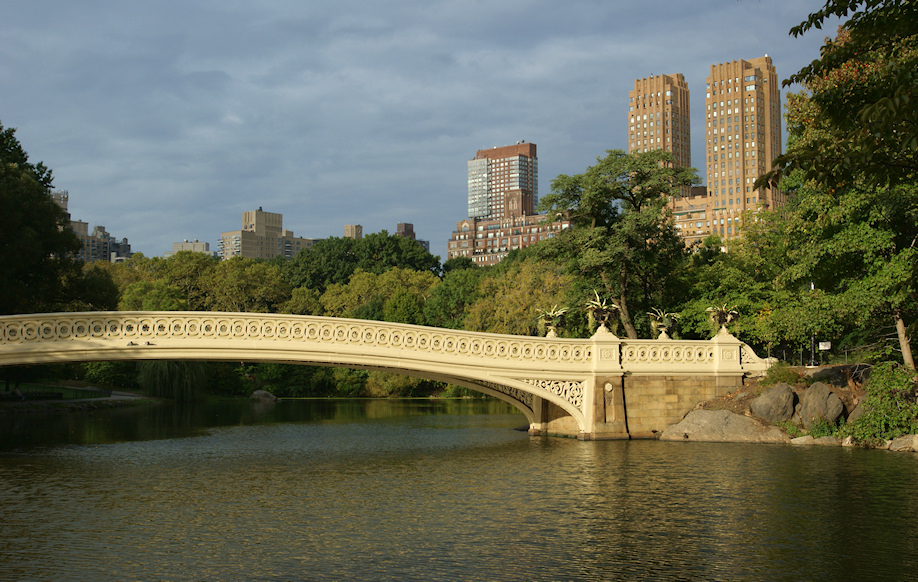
<box><xmin>1</xmin><ymin>399</ymin><xmax>917</xmax><ymax>581</ymax></box>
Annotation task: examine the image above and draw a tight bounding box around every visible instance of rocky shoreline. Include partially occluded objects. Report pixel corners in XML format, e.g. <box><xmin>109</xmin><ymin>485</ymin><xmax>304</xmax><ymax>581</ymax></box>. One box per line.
<box><xmin>661</xmin><ymin>365</ymin><xmax>918</xmax><ymax>452</ymax></box>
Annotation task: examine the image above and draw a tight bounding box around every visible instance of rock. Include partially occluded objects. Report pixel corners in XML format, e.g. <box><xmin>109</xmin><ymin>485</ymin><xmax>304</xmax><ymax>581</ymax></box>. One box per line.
<box><xmin>790</xmin><ymin>435</ymin><xmax>839</xmax><ymax>446</ymax></box>
<box><xmin>888</xmin><ymin>435</ymin><xmax>918</xmax><ymax>452</ymax></box>
<box><xmin>799</xmin><ymin>382</ymin><xmax>844</xmax><ymax>430</ymax></box>
<box><xmin>660</xmin><ymin>410</ymin><xmax>790</xmax><ymax>443</ymax></box>
<box><xmin>791</xmin><ymin>435</ymin><xmax>816</xmax><ymax>445</ymax></box>
<box><xmin>813</xmin><ymin>436</ymin><xmax>841</xmax><ymax>446</ymax></box>
<box><xmin>750</xmin><ymin>383</ymin><xmax>796</xmax><ymax>423</ymax></box>
<box><xmin>841</xmin><ymin>436</ymin><xmax>856</xmax><ymax>447</ymax></box>
<box><xmin>250</xmin><ymin>389</ymin><xmax>279</xmax><ymax>402</ymax></box>
<box><xmin>846</xmin><ymin>403</ymin><xmax>865</xmax><ymax>424</ymax></box>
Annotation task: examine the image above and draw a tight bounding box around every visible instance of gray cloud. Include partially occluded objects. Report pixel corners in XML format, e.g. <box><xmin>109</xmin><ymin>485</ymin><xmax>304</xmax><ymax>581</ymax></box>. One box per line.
<box><xmin>1</xmin><ymin>0</ymin><xmax>834</xmax><ymax>258</ymax></box>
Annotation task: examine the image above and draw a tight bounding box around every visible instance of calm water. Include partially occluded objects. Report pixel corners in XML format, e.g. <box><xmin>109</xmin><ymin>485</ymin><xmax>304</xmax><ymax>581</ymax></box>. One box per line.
<box><xmin>1</xmin><ymin>398</ymin><xmax>918</xmax><ymax>581</ymax></box>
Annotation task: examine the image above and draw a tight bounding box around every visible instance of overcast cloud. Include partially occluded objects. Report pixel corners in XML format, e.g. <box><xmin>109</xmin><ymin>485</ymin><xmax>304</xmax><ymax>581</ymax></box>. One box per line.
<box><xmin>1</xmin><ymin>1</ymin><xmax>836</xmax><ymax>258</ymax></box>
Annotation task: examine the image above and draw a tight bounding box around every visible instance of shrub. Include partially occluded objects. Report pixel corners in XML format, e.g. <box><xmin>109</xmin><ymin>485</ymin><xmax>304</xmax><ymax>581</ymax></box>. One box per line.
<box><xmin>760</xmin><ymin>361</ymin><xmax>806</xmax><ymax>387</ymax></box>
<box><xmin>842</xmin><ymin>362</ymin><xmax>918</xmax><ymax>444</ymax></box>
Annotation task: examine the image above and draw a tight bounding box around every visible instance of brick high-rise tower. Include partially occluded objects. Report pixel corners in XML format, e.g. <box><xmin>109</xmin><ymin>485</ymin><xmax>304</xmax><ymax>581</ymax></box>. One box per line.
<box><xmin>467</xmin><ymin>142</ymin><xmax>538</xmax><ymax>220</ymax></box>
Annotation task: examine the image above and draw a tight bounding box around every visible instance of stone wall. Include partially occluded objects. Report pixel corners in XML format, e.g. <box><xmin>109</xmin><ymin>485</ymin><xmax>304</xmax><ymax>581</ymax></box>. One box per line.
<box><xmin>622</xmin><ymin>374</ymin><xmax>744</xmax><ymax>438</ymax></box>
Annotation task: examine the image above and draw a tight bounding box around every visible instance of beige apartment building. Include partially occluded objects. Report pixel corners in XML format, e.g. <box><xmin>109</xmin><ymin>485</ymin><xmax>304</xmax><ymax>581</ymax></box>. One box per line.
<box><xmin>632</xmin><ymin>58</ymin><xmax>784</xmax><ymax>245</ymax></box>
<box><xmin>627</xmin><ymin>73</ymin><xmax>691</xmax><ymax>169</ymax></box>
<box><xmin>447</xmin><ymin>142</ymin><xmax>571</xmax><ymax>266</ymax></box>
<box><xmin>218</xmin><ymin>208</ymin><xmax>319</xmax><ymax>260</ymax></box>
<box><xmin>697</xmin><ymin>55</ymin><xmax>784</xmax><ymax>242</ymax></box>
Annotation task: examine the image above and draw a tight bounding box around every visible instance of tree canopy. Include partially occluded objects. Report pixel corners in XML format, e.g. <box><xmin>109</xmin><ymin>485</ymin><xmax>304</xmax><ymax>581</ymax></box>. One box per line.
<box><xmin>536</xmin><ymin>149</ymin><xmax>697</xmax><ymax>338</ymax></box>
<box><xmin>764</xmin><ymin>0</ymin><xmax>918</xmax><ymax>189</ymax></box>
<box><xmin>0</xmin><ymin>123</ymin><xmax>83</xmax><ymax>314</ymax></box>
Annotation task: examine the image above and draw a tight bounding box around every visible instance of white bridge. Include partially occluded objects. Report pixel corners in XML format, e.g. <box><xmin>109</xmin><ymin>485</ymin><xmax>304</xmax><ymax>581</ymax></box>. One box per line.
<box><xmin>0</xmin><ymin>312</ymin><xmax>771</xmax><ymax>439</ymax></box>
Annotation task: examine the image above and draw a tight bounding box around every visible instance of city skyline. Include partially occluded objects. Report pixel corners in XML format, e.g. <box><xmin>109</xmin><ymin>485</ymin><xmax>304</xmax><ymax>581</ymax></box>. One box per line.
<box><xmin>2</xmin><ymin>1</ymin><xmax>838</xmax><ymax>258</ymax></box>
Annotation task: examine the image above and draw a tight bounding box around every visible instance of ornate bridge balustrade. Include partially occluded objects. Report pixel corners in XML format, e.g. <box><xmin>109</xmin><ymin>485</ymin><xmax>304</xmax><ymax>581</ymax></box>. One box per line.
<box><xmin>0</xmin><ymin>312</ymin><xmax>771</xmax><ymax>439</ymax></box>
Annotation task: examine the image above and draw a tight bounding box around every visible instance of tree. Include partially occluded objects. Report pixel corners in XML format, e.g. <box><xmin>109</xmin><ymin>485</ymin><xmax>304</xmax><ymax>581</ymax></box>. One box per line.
<box><xmin>772</xmin><ymin>178</ymin><xmax>917</xmax><ymax>368</ymax></box>
<box><xmin>319</xmin><ymin>267</ymin><xmax>439</xmax><ymax>320</ymax></box>
<box><xmin>442</xmin><ymin>256</ymin><xmax>476</xmax><ymax>273</ymax></box>
<box><xmin>284</xmin><ymin>236</ymin><xmax>361</xmax><ymax>293</ymax></box>
<box><xmin>119</xmin><ymin>280</ymin><xmax>188</xmax><ymax>311</ymax></box>
<box><xmin>283</xmin><ymin>232</ymin><xmax>441</xmax><ymax>294</ymax></box>
<box><xmin>465</xmin><ymin>257</ymin><xmax>573</xmax><ymax>336</ymax></box>
<box><xmin>757</xmin><ymin>3</ymin><xmax>918</xmax><ymax>368</ymax></box>
<box><xmin>423</xmin><ymin>267</ymin><xmax>486</xmax><ymax>329</ymax></box>
<box><xmin>157</xmin><ymin>251</ymin><xmax>219</xmax><ymax>310</ymax></box>
<box><xmin>536</xmin><ymin>149</ymin><xmax>697</xmax><ymax>338</ymax></box>
<box><xmin>202</xmin><ymin>258</ymin><xmax>291</xmax><ymax>313</ymax></box>
<box><xmin>0</xmin><ymin>123</ymin><xmax>82</xmax><ymax>314</ymax></box>
<box><xmin>764</xmin><ymin>1</ymin><xmax>918</xmax><ymax>188</ymax></box>
<box><xmin>356</xmin><ymin>231</ymin><xmax>441</xmax><ymax>276</ymax></box>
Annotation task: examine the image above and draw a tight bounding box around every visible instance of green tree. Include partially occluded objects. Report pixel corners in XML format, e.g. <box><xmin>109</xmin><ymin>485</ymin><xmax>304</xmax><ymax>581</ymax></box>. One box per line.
<box><xmin>57</xmin><ymin>264</ymin><xmax>120</xmax><ymax>312</ymax></box>
<box><xmin>284</xmin><ymin>232</ymin><xmax>441</xmax><ymax>294</ymax></box>
<box><xmin>320</xmin><ymin>268</ymin><xmax>439</xmax><ymax>320</ymax></box>
<box><xmin>442</xmin><ymin>256</ymin><xmax>476</xmax><ymax>273</ymax></box>
<box><xmin>0</xmin><ymin>123</ymin><xmax>82</xmax><ymax>314</ymax></box>
<box><xmin>537</xmin><ymin>149</ymin><xmax>697</xmax><ymax>338</ymax></box>
<box><xmin>158</xmin><ymin>251</ymin><xmax>219</xmax><ymax>310</ymax></box>
<box><xmin>423</xmin><ymin>267</ymin><xmax>486</xmax><ymax>329</ymax></box>
<box><xmin>465</xmin><ymin>257</ymin><xmax>573</xmax><ymax>336</ymax></box>
<box><xmin>767</xmin><ymin>0</ymin><xmax>918</xmax><ymax>188</ymax></box>
<box><xmin>758</xmin><ymin>3</ymin><xmax>918</xmax><ymax>368</ymax></box>
<box><xmin>383</xmin><ymin>289</ymin><xmax>425</xmax><ymax>325</ymax></box>
<box><xmin>280</xmin><ymin>286</ymin><xmax>324</xmax><ymax>315</ymax></box>
<box><xmin>284</xmin><ymin>236</ymin><xmax>361</xmax><ymax>293</ymax></box>
<box><xmin>202</xmin><ymin>258</ymin><xmax>291</xmax><ymax>313</ymax></box>
<box><xmin>356</xmin><ymin>231</ymin><xmax>441</xmax><ymax>276</ymax></box>
<box><xmin>119</xmin><ymin>280</ymin><xmax>188</xmax><ymax>311</ymax></box>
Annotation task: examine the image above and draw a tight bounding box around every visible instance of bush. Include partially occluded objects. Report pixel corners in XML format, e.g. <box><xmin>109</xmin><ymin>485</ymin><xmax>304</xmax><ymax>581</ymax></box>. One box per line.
<box><xmin>760</xmin><ymin>361</ymin><xmax>806</xmax><ymax>387</ymax></box>
<box><xmin>842</xmin><ymin>362</ymin><xmax>918</xmax><ymax>444</ymax></box>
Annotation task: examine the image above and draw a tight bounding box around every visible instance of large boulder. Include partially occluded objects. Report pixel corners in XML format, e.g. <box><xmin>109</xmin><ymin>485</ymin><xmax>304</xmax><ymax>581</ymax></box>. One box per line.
<box><xmin>660</xmin><ymin>410</ymin><xmax>790</xmax><ymax>443</ymax></box>
<box><xmin>250</xmin><ymin>389</ymin><xmax>279</xmax><ymax>402</ymax></box>
<box><xmin>750</xmin><ymin>383</ymin><xmax>796</xmax><ymax>423</ymax></box>
<box><xmin>799</xmin><ymin>382</ymin><xmax>843</xmax><ymax>429</ymax></box>
<box><xmin>888</xmin><ymin>435</ymin><xmax>918</xmax><ymax>452</ymax></box>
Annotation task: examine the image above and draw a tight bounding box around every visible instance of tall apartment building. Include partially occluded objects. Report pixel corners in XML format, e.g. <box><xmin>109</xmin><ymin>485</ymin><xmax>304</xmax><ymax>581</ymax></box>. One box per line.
<box><xmin>627</xmin><ymin>73</ymin><xmax>691</xmax><ymax>168</ymax></box>
<box><xmin>467</xmin><ymin>142</ymin><xmax>538</xmax><ymax>220</ymax></box>
<box><xmin>448</xmin><ymin>142</ymin><xmax>571</xmax><ymax>266</ymax></box>
<box><xmin>699</xmin><ymin>55</ymin><xmax>784</xmax><ymax>242</ymax></box>
<box><xmin>635</xmin><ymin>57</ymin><xmax>785</xmax><ymax>245</ymax></box>
<box><xmin>218</xmin><ymin>207</ymin><xmax>319</xmax><ymax>260</ymax></box>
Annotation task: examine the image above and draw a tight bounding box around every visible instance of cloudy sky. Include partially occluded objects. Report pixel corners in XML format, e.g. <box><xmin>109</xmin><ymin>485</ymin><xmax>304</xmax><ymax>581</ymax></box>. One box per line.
<box><xmin>2</xmin><ymin>1</ymin><xmax>836</xmax><ymax>259</ymax></box>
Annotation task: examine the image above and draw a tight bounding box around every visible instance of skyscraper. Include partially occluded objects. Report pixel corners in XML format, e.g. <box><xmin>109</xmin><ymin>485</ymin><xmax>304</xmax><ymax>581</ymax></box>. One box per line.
<box><xmin>467</xmin><ymin>142</ymin><xmax>538</xmax><ymax>220</ymax></box>
<box><xmin>448</xmin><ymin>142</ymin><xmax>570</xmax><ymax>266</ymax></box>
<box><xmin>646</xmin><ymin>56</ymin><xmax>785</xmax><ymax>245</ymax></box>
<box><xmin>703</xmin><ymin>55</ymin><xmax>784</xmax><ymax>241</ymax></box>
<box><xmin>627</xmin><ymin>73</ymin><xmax>691</xmax><ymax>168</ymax></box>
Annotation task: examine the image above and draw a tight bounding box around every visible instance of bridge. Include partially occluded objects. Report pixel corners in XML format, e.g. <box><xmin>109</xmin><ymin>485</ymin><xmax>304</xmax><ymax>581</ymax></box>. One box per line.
<box><xmin>0</xmin><ymin>312</ymin><xmax>771</xmax><ymax>439</ymax></box>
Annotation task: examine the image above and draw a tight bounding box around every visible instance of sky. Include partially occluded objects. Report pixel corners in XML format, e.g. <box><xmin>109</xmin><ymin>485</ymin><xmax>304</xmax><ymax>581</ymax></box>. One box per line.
<box><xmin>1</xmin><ymin>0</ymin><xmax>838</xmax><ymax>259</ymax></box>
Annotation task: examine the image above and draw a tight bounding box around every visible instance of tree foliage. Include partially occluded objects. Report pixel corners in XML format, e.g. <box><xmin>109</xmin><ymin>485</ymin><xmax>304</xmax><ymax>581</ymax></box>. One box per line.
<box><xmin>536</xmin><ymin>149</ymin><xmax>697</xmax><ymax>338</ymax></box>
<box><xmin>765</xmin><ymin>0</ymin><xmax>918</xmax><ymax>189</ymax></box>
<box><xmin>284</xmin><ymin>232</ymin><xmax>440</xmax><ymax>294</ymax></box>
<box><xmin>464</xmin><ymin>257</ymin><xmax>573</xmax><ymax>336</ymax></box>
<box><xmin>0</xmin><ymin>123</ymin><xmax>82</xmax><ymax>314</ymax></box>
<box><xmin>757</xmin><ymin>2</ymin><xmax>918</xmax><ymax>368</ymax></box>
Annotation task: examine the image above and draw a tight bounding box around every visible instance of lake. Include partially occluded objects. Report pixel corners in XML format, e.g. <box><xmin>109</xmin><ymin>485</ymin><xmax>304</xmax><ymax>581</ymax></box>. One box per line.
<box><xmin>1</xmin><ymin>398</ymin><xmax>917</xmax><ymax>581</ymax></box>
